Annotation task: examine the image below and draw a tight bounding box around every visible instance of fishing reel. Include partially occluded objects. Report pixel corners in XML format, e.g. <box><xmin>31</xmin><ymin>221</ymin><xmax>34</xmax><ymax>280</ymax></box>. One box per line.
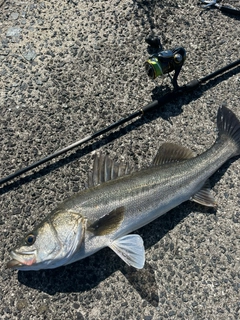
<box><xmin>144</xmin><ymin>36</ymin><xmax>186</xmax><ymax>90</ymax></box>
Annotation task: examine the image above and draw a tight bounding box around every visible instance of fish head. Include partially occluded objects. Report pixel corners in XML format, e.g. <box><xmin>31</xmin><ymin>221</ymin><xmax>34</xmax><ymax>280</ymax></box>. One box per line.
<box><xmin>7</xmin><ymin>209</ymin><xmax>86</xmax><ymax>271</ymax></box>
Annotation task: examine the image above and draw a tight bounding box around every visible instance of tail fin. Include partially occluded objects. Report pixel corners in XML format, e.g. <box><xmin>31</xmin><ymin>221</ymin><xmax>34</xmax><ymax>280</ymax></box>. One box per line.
<box><xmin>217</xmin><ymin>106</ymin><xmax>240</xmax><ymax>157</ymax></box>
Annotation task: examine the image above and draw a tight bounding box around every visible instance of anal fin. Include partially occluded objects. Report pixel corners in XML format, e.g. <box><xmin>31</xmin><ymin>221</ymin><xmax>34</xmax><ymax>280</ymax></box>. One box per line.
<box><xmin>109</xmin><ymin>234</ymin><xmax>145</xmax><ymax>269</ymax></box>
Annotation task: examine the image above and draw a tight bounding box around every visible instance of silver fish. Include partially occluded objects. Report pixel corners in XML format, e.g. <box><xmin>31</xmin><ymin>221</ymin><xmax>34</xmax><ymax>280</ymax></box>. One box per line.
<box><xmin>7</xmin><ymin>106</ymin><xmax>240</xmax><ymax>271</ymax></box>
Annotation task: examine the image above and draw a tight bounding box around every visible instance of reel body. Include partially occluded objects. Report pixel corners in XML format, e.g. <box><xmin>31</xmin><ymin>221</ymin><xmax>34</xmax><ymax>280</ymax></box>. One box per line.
<box><xmin>145</xmin><ymin>36</ymin><xmax>186</xmax><ymax>89</ymax></box>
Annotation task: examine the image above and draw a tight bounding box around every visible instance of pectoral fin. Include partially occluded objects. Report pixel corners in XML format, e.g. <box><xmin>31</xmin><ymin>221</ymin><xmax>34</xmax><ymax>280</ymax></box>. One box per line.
<box><xmin>190</xmin><ymin>182</ymin><xmax>217</xmax><ymax>208</ymax></box>
<box><xmin>87</xmin><ymin>206</ymin><xmax>125</xmax><ymax>236</ymax></box>
<box><xmin>109</xmin><ymin>234</ymin><xmax>145</xmax><ymax>269</ymax></box>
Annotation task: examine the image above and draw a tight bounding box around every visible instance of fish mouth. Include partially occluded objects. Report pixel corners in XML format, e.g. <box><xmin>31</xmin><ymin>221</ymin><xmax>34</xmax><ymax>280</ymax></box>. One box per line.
<box><xmin>7</xmin><ymin>259</ymin><xmax>23</xmax><ymax>269</ymax></box>
<box><xmin>7</xmin><ymin>250</ymin><xmax>37</xmax><ymax>270</ymax></box>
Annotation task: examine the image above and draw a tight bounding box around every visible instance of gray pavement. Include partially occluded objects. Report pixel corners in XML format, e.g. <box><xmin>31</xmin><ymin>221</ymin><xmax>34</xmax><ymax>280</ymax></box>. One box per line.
<box><xmin>0</xmin><ymin>0</ymin><xmax>240</xmax><ymax>319</ymax></box>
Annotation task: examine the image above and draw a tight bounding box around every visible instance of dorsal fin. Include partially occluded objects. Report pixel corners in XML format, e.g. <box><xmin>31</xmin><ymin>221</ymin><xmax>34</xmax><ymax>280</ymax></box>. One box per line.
<box><xmin>87</xmin><ymin>153</ymin><xmax>132</xmax><ymax>188</ymax></box>
<box><xmin>152</xmin><ymin>143</ymin><xmax>195</xmax><ymax>166</ymax></box>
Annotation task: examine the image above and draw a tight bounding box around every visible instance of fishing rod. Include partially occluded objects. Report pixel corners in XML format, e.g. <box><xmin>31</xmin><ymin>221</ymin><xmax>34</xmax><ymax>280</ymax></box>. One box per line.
<box><xmin>201</xmin><ymin>0</ymin><xmax>240</xmax><ymax>15</ymax></box>
<box><xmin>0</xmin><ymin>55</ymin><xmax>239</xmax><ymax>186</ymax></box>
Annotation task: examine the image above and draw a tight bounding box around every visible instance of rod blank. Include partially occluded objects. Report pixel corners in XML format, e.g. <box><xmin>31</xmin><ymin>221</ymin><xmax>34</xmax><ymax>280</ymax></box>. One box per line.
<box><xmin>1</xmin><ymin>58</ymin><xmax>239</xmax><ymax>186</ymax></box>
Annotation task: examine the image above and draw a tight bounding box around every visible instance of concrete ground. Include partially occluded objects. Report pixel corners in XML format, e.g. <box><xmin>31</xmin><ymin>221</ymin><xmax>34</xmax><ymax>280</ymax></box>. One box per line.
<box><xmin>0</xmin><ymin>0</ymin><xmax>240</xmax><ymax>319</ymax></box>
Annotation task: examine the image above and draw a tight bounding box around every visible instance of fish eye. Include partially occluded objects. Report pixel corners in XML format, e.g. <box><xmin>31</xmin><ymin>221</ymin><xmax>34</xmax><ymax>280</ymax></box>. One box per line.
<box><xmin>25</xmin><ymin>234</ymin><xmax>36</xmax><ymax>245</ymax></box>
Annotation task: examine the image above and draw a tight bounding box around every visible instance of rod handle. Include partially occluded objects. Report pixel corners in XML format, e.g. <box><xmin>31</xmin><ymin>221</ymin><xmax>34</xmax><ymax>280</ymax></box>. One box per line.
<box><xmin>142</xmin><ymin>91</ymin><xmax>178</xmax><ymax>114</ymax></box>
<box><xmin>142</xmin><ymin>79</ymin><xmax>201</xmax><ymax>114</ymax></box>
<box><xmin>220</xmin><ymin>6</ymin><xmax>240</xmax><ymax>15</ymax></box>
<box><xmin>182</xmin><ymin>79</ymin><xmax>201</xmax><ymax>91</ymax></box>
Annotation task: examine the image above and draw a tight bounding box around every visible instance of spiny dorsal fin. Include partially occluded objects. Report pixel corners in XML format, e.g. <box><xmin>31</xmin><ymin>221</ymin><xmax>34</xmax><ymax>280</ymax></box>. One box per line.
<box><xmin>87</xmin><ymin>206</ymin><xmax>125</xmax><ymax>236</ymax></box>
<box><xmin>87</xmin><ymin>153</ymin><xmax>132</xmax><ymax>188</ymax></box>
<box><xmin>190</xmin><ymin>181</ymin><xmax>217</xmax><ymax>208</ymax></box>
<box><xmin>152</xmin><ymin>143</ymin><xmax>195</xmax><ymax>166</ymax></box>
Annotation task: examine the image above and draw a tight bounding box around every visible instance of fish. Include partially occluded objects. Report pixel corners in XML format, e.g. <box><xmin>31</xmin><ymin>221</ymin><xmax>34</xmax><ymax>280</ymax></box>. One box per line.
<box><xmin>7</xmin><ymin>106</ymin><xmax>240</xmax><ymax>271</ymax></box>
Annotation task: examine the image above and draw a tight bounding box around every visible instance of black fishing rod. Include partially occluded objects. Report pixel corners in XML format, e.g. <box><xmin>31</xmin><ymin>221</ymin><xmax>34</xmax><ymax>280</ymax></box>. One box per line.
<box><xmin>1</xmin><ymin>58</ymin><xmax>240</xmax><ymax>186</ymax></box>
<box><xmin>201</xmin><ymin>0</ymin><xmax>240</xmax><ymax>15</ymax></box>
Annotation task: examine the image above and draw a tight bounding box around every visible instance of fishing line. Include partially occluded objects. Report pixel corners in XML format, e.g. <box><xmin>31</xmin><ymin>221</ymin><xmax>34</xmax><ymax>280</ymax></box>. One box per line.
<box><xmin>0</xmin><ymin>58</ymin><xmax>240</xmax><ymax>186</ymax></box>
